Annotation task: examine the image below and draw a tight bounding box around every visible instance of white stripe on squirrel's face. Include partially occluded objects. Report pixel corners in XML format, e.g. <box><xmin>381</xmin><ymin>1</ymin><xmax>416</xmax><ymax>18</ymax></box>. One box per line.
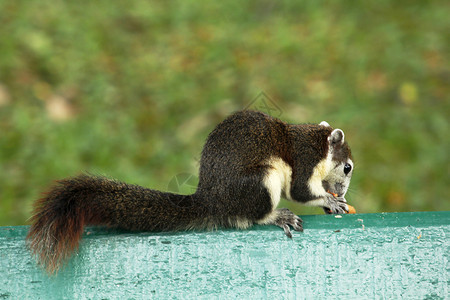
<box><xmin>307</xmin><ymin>153</ymin><xmax>334</xmax><ymax>198</ymax></box>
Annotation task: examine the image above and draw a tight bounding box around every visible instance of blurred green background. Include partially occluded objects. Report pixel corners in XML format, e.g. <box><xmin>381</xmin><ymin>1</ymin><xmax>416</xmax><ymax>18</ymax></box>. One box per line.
<box><xmin>0</xmin><ymin>1</ymin><xmax>448</xmax><ymax>225</ymax></box>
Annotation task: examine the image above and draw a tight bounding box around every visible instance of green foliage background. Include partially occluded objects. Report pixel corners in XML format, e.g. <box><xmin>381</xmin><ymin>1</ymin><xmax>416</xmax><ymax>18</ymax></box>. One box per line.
<box><xmin>0</xmin><ymin>1</ymin><xmax>448</xmax><ymax>225</ymax></box>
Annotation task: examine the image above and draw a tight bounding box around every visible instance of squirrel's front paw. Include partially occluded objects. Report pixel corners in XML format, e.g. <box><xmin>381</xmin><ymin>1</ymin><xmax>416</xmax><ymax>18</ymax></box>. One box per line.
<box><xmin>273</xmin><ymin>208</ymin><xmax>303</xmax><ymax>238</ymax></box>
<box><xmin>323</xmin><ymin>195</ymin><xmax>348</xmax><ymax>214</ymax></box>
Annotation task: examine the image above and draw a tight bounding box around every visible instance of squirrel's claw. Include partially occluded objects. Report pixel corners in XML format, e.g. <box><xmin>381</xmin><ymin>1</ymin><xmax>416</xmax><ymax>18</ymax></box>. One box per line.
<box><xmin>324</xmin><ymin>195</ymin><xmax>349</xmax><ymax>214</ymax></box>
<box><xmin>283</xmin><ymin>224</ymin><xmax>293</xmax><ymax>238</ymax></box>
<box><xmin>273</xmin><ymin>208</ymin><xmax>303</xmax><ymax>238</ymax></box>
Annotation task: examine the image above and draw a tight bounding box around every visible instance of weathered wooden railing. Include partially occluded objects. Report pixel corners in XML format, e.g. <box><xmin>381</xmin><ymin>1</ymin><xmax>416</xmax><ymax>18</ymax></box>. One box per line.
<box><xmin>0</xmin><ymin>211</ymin><xmax>448</xmax><ymax>299</ymax></box>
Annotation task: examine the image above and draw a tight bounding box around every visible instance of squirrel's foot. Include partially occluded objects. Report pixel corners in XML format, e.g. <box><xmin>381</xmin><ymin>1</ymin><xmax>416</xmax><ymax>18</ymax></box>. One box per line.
<box><xmin>323</xmin><ymin>194</ymin><xmax>348</xmax><ymax>214</ymax></box>
<box><xmin>273</xmin><ymin>208</ymin><xmax>303</xmax><ymax>238</ymax></box>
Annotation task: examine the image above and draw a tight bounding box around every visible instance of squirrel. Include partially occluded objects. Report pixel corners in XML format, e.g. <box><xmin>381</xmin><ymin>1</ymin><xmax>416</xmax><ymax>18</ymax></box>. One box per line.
<box><xmin>27</xmin><ymin>110</ymin><xmax>354</xmax><ymax>273</ymax></box>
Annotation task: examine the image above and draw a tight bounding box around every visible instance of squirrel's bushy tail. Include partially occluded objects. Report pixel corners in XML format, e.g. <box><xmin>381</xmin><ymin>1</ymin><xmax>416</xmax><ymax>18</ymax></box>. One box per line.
<box><xmin>26</xmin><ymin>174</ymin><xmax>208</xmax><ymax>274</ymax></box>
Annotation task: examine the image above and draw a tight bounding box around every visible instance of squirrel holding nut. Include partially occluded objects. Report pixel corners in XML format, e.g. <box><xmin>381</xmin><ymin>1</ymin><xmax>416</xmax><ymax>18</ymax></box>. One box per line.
<box><xmin>27</xmin><ymin>110</ymin><xmax>354</xmax><ymax>273</ymax></box>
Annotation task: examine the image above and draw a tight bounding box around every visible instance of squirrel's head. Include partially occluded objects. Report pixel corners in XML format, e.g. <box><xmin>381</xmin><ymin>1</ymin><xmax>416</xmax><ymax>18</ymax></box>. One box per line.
<box><xmin>319</xmin><ymin>121</ymin><xmax>353</xmax><ymax>198</ymax></box>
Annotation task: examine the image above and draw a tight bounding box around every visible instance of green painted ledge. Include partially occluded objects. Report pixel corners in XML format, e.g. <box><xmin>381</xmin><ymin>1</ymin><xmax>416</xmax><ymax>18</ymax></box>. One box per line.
<box><xmin>0</xmin><ymin>212</ymin><xmax>449</xmax><ymax>299</ymax></box>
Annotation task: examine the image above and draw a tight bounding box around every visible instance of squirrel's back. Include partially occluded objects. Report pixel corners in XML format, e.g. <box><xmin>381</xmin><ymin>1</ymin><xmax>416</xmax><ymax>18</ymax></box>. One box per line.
<box><xmin>199</xmin><ymin>110</ymin><xmax>290</xmax><ymax>186</ymax></box>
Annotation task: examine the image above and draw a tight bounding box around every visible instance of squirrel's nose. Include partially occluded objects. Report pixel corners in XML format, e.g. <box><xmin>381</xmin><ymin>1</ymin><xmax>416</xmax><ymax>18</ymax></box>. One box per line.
<box><xmin>334</xmin><ymin>183</ymin><xmax>344</xmax><ymax>193</ymax></box>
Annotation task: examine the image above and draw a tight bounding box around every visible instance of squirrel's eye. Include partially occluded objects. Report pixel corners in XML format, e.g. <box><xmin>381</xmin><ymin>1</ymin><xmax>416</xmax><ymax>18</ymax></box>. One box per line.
<box><xmin>344</xmin><ymin>163</ymin><xmax>352</xmax><ymax>175</ymax></box>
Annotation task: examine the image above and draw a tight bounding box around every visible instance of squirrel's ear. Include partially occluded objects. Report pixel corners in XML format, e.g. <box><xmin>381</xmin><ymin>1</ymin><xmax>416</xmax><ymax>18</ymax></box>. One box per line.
<box><xmin>320</xmin><ymin>121</ymin><xmax>330</xmax><ymax>127</ymax></box>
<box><xmin>328</xmin><ymin>129</ymin><xmax>345</xmax><ymax>145</ymax></box>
